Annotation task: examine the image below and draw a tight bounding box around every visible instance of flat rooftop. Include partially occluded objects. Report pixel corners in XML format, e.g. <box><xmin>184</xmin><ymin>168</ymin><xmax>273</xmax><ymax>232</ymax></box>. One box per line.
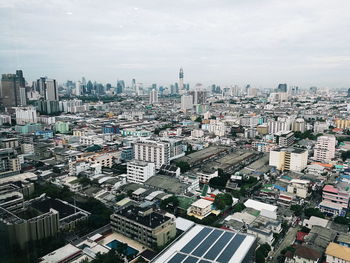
<box><xmin>151</xmin><ymin>224</ymin><xmax>256</xmax><ymax>263</ymax></box>
<box><xmin>114</xmin><ymin>205</ymin><xmax>172</xmax><ymax>229</ymax></box>
<box><xmin>176</xmin><ymin>146</ymin><xmax>230</xmax><ymax>166</ymax></box>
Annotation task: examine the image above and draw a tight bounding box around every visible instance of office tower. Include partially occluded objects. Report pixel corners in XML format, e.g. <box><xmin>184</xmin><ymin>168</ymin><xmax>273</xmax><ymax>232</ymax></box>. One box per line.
<box><xmin>116</xmin><ymin>80</ymin><xmax>125</xmax><ymax>94</ymax></box>
<box><xmin>15</xmin><ymin>106</ymin><xmax>38</xmax><ymax>125</ymax></box>
<box><xmin>309</xmin><ymin>86</ymin><xmax>318</xmax><ymax>94</ymax></box>
<box><xmin>179</xmin><ymin>68</ymin><xmax>184</xmax><ymax>91</ymax></box>
<box><xmin>347</xmin><ymin>88</ymin><xmax>350</xmax><ymax>97</ymax></box>
<box><xmin>86</xmin><ymin>80</ymin><xmax>93</xmax><ymax>94</ymax></box>
<box><xmin>132</xmin><ymin>78</ymin><xmax>136</xmax><ymax>90</ymax></box>
<box><xmin>269</xmin><ymin>147</ymin><xmax>308</xmax><ymax>172</ymax></box>
<box><xmin>133</xmin><ymin>139</ymin><xmax>170</xmax><ymax>169</ymax></box>
<box><xmin>181</xmin><ymin>94</ymin><xmax>193</xmax><ymax>112</ymax></box>
<box><xmin>277</xmin><ymin>83</ymin><xmax>287</xmax><ymax>93</ymax></box>
<box><xmin>36</xmin><ymin>77</ymin><xmax>58</xmax><ymax>101</ymax></box>
<box><xmin>149</xmin><ymin>89</ymin><xmax>158</xmax><ymax>104</ymax></box>
<box><xmin>0</xmin><ymin>70</ymin><xmax>26</xmax><ymax>108</ymax></box>
<box><xmin>313</xmin><ymin>135</ymin><xmax>336</xmax><ymax>163</ymax></box>
<box><xmin>75</xmin><ymin>81</ymin><xmax>82</xmax><ymax>96</ymax></box>
<box><xmin>106</xmin><ymin>83</ymin><xmax>112</xmax><ymax>91</ymax></box>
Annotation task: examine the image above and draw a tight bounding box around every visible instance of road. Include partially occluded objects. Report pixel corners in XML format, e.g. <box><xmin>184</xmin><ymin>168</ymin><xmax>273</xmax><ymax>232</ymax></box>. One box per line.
<box><xmin>270</xmin><ymin>226</ymin><xmax>299</xmax><ymax>263</ymax></box>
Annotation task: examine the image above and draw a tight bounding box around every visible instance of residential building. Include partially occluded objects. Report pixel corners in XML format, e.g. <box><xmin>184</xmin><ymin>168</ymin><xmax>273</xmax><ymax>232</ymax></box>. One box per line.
<box><xmin>326</xmin><ymin>242</ymin><xmax>350</xmax><ymax>263</ymax></box>
<box><xmin>275</xmin><ymin>131</ymin><xmax>295</xmax><ymax>147</ymax></box>
<box><xmin>292</xmin><ymin>118</ymin><xmax>306</xmax><ymax>133</ymax></box>
<box><xmin>127</xmin><ymin>160</ymin><xmax>155</xmax><ymax>184</ymax></box>
<box><xmin>15</xmin><ymin>106</ymin><xmax>37</xmax><ymax>125</ymax></box>
<box><xmin>133</xmin><ymin>139</ymin><xmax>170</xmax><ymax>169</ymax></box>
<box><xmin>55</xmin><ymin>121</ymin><xmax>70</xmax><ymax>133</ymax></box>
<box><xmin>0</xmin><ymin>149</ymin><xmax>21</xmax><ymax>177</ymax></box>
<box><xmin>285</xmin><ymin>245</ymin><xmax>321</xmax><ymax>263</ymax></box>
<box><xmin>269</xmin><ymin>147</ymin><xmax>308</xmax><ymax>172</ymax></box>
<box><xmin>149</xmin><ymin>89</ymin><xmax>158</xmax><ymax>104</ymax></box>
<box><xmin>287</xmin><ymin>179</ymin><xmax>310</xmax><ymax>199</ymax></box>
<box><xmin>187</xmin><ymin>199</ymin><xmax>212</xmax><ymax>219</ymax></box>
<box><xmin>320</xmin><ymin>184</ymin><xmax>350</xmax><ymax>216</ymax></box>
<box><xmin>313</xmin><ymin>135</ymin><xmax>336</xmax><ymax>163</ymax></box>
<box><xmin>181</xmin><ymin>94</ymin><xmax>193</xmax><ymax>112</ymax></box>
<box><xmin>0</xmin><ymin>138</ymin><xmax>19</xmax><ymax>149</ymax></box>
<box><xmin>110</xmin><ymin>205</ymin><xmax>176</xmax><ymax>247</ymax></box>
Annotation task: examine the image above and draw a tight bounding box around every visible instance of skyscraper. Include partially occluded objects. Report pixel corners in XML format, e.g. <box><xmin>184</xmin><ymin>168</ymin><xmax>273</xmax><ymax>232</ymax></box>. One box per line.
<box><xmin>179</xmin><ymin>68</ymin><xmax>184</xmax><ymax>91</ymax></box>
<box><xmin>36</xmin><ymin>77</ymin><xmax>58</xmax><ymax>101</ymax></box>
<box><xmin>313</xmin><ymin>135</ymin><xmax>336</xmax><ymax>163</ymax></box>
<box><xmin>277</xmin><ymin>83</ymin><xmax>287</xmax><ymax>93</ymax></box>
<box><xmin>0</xmin><ymin>70</ymin><xmax>26</xmax><ymax>108</ymax></box>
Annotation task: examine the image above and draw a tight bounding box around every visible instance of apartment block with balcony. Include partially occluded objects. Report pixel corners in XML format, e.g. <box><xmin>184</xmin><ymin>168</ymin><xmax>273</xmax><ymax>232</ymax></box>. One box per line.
<box><xmin>320</xmin><ymin>183</ymin><xmax>350</xmax><ymax>216</ymax></box>
<box><xmin>269</xmin><ymin>147</ymin><xmax>308</xmax><ymax>172</ymax></box>
<box><xmin>133</xmin><ymin>139</ymin><xmax>170</xmax><ymax>169</ymax></box>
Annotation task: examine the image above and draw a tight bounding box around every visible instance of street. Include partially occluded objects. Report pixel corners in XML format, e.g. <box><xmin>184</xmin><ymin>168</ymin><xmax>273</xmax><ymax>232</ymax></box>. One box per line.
<box><xmin>271</xmin><ymin>226</ymin><xmax>299</xmax><ymax>263</ymax></box>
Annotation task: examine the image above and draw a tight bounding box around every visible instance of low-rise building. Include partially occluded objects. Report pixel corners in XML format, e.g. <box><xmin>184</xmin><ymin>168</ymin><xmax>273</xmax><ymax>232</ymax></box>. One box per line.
<box><xmin>110</xmin><ymin>205</ymin><xmax>176</xmax><ymax>247</ymax></box>
<box><xmin>326</xmin><ymin>242</ymin><xmax>350</xmax><ymax>263</ymax></box>
<box><xmin>127</xmin><ymin>160</ymin><xmax>155</xmax><ymax>184</ymax></box>
<box><xmin>187</xmin><ymin>199</ymin><xmax>212</xmax><ymax>219</ymax></box>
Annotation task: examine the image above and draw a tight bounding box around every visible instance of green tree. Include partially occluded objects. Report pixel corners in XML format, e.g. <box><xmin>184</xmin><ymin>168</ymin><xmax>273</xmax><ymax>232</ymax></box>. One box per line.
<box><xmin>175</xmin><ymin>161</ymin><xmax>190</xmax><ymax>173</ymax></box>
<box><xmin>341</xmin><ymin>151</ymin><xmax>350</xmax><ymax>161</ymax></box>
<box><xmin>334</xmin><ymin>216</ymin><xmax>350</xmax><ymax>225</ymax></box>
<box><xmin>232</xmin><ymin>203</ymin><xmax>246</xmax><ymax>213</ymax></box>
<box><xmin>304</xmin><ymin>208</ymin><xmax>325</xmax><ymax>218</ymax></box>
<box><xmin>160</xmin><ymin>196</ymin><xmax>179</xmax><ymax>212</ymax></box>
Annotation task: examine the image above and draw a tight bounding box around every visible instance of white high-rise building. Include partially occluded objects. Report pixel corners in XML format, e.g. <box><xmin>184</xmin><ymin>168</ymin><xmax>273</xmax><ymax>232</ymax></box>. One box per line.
<box><xmin>149</xmin><ymin>89</ymin><xmax>158</xmax><ymax>104</ymax></box>
<box><xmin>292</xmin><ymin>118</ymin><xmax>306</xmax><ymax>132</ymax></box>
<box><xmin>181</xmin><ymin>94</ymin><xmax>193</xmax><ymax>112</ymax></box>
<box><xmin>313</xmin><ymin>135</ymin><xmax>336</xmax><ymax>163</ymax></box>
<box><xmin>269</xmin><ymin>147</ymin><xmax>308</xmax><ymax>172</ymax></box>
<box><xmin>75</xmin><ymin>81</ymin><xmax>82</xmax><ymax>96</ymax></box>
<box><xmin>133</xmin><ymin>139</ymin><xmax>170</xmax><ymax>169</ymax></box>
<box><xmin>15</xmin><ymin>106</ymin><xmax>37</xmax><ymax>125</ymax></box>
<box><xmin>267</xmin><ymin>118</ymin><xmax>292</xmax><ymax>134</ymax></box>
<box><xmin>127</xmin><ymin>160</ymin><xmax>155</xmax><ymax>183</ymax></box>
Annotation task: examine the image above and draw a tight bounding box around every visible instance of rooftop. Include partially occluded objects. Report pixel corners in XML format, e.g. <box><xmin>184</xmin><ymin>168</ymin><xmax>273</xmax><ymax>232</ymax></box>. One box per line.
<box><xmin>326</xmin><ymin>242</ymin><xmax>350</xmax><ymax>261</ymax></box>
<box><xmin>151</xmin><ymin>224</ymin><xmax>256</xmax><ymax>263</ymax></box>
<box><xmin>114</xmin><ymin>205</ymin><xmax>172</xmax><ymax>229</ymax></box>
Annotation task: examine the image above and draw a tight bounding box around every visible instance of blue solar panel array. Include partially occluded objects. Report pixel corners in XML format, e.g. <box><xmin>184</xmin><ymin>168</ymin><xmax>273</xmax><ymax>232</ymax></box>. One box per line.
<box><xmin>167</xmin><ymin>226</ymin><xmax>249</xmax><ymax>263</ymax></box>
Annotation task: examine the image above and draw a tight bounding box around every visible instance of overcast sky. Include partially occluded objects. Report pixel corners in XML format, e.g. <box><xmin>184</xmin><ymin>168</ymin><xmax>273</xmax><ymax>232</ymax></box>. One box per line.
<box><xmin>1</xmin><ymin>0</ymin><xmax>350</xmax><ymax>89</ymax></box>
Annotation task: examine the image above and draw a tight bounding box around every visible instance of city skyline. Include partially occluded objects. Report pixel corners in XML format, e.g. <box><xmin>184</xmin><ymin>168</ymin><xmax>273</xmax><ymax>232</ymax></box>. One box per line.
<box><xmin>1</xmin><ymin>0</ymin><xmax>350</xmax><ymax>88</ymax></box>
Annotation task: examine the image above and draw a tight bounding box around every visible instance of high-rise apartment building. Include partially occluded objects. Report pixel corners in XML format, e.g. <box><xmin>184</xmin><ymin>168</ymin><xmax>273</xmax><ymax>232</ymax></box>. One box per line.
<box><xmin>0</xmin><ymin>70</ymin><xmax>26</xmax><ymax>108</ymax></box>
<box><xmin>181</xmin><ymin>94</ymin><xmax>193</xmax><ymax>112</ymax></box>
<box><xmin>15</xmin><ymin>106</ymin><xmax>38</xmax><ymax>125</ymax></box>
<box><xmin>269</xmin><ymin>147</ymin><xmax>308</xmax><ymax>172</ymax></box>
<box><xmin>313</xmin><ymin>135</ymin><xmax>336</xmax><ymax>163</ymax></box>
<box><xmin>149</xmin><ymin>89</ymin><xmax>158</xmax><ymax>104</ymax></box>
<box><xmin>189</xmin><ymin>90</ymin><xmax>207</xmax><ymax>105</ymax></box>
<box><xmin>292</xmin><ymin>118</ymin><xmax>306</xmax><ymax>132</ymax></box>
<box><xmin>133</xmin><ymin>139</ymin><xmax>170</xmax><ymax>169</ymax></box>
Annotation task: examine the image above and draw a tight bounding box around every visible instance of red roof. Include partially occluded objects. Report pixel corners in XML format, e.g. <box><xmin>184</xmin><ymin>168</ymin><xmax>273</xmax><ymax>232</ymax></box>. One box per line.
<box><xmin>296</xmin><ymin>232</ymin><xmax>308</xmax><ymax>242</ymax></box>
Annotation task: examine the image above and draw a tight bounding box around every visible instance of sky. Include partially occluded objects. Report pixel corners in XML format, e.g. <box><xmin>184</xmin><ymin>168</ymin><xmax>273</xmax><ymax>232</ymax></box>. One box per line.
<box><xmin>1</xmin><ymin>0</ymin><xmax>350</xmax><ymax>89</ymax></box>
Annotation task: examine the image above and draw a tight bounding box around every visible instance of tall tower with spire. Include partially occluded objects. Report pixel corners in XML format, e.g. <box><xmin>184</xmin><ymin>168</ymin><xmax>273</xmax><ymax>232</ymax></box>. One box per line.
<box><xmin>179</xmin><ymin>68</ymin><xmax>184</xmax><ymax>91</ymax></box>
